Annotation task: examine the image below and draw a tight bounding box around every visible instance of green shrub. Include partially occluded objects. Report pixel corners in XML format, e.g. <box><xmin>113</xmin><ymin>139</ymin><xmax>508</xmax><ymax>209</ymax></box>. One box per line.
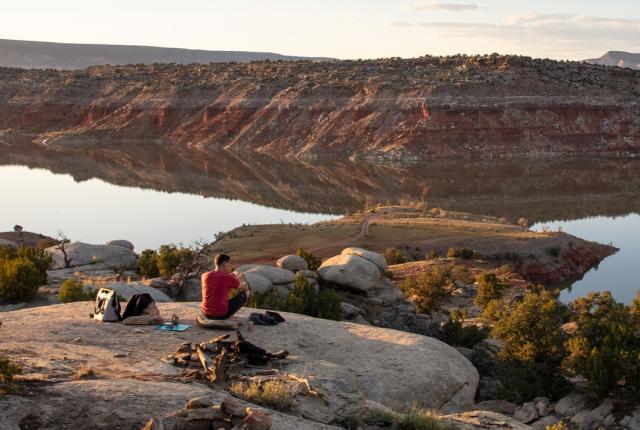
<box><xmin>0</xmin><ymin>257</ymin><xmax>42</xmax><ymax>302</ymax></box>
<box><xmin>137</xmin><ymin>249</ymin><xmax>160</xmax><ymax>278</ymax></box>
<box><xmin>249</xmin><ymin>273</ymin><xmax>341</xmax><ymax>320</ymax></box>
<box><xmin>400</xmin><ymin>266</ymin><xmax>452</xmax><ymax>314</ymax></box>
<box><xmin>425</xmin><ymin>250</ymin><xmax>440</xmax><ymax>260</ymax></box>
<box><xmin>156</xmin><ymin>245</ymin><xmax>195</xmax><ymax>277</ymax></box>
<box><xmin>296</xmin><ymin>247</ymin><xmax>322</xmax><ymax>271</ymax></box>
<box><xmin>565</xmin><ymin>292</ymin><xmax>640</xmax><ymax>400</ymax></box>
<box><xmin>396</xmin><ymin>405</ymin><xmax>452</xmax><ymax>430</ymax></box>
<box><xmin>490</xmin><ymin>289</ymin><xmax>570</xmax><ymax>401</ymax></box>
<box><xmin>441</xmin><ymin>318</ymin><xmax>489</xmax><ymax>348</ymax></box>
<box><xmin>59</xmin><ymin>279</ymin><xmax>92</xmax><ymax>303</ymax></box>
<box><xmin>384</xmin><ymin>248</ymin><xmax>408</xmax><ymax>265</ymax></box>
<box><xmin>0</xmin><ymin>357</ymin><xmax>21</xmax><ymax>384</ymax></box>
<box><xmin>447</xmin><ymin>247</ymin><xmax>475</xmax><ymax>260</ymax></box>
<box><xmin>451</xmin><ymin>265</ymin><xmax>474</xmax><ymax>284</ymax></box>
<box><xmin>474</xmin><ymin>272</ymin><xmax>508</xmax><ymax>308</ymax></box>
<box><xmin>16</xmin><ymin>247</ymin><xmax>51</xmax><ymax>285</ymax></box>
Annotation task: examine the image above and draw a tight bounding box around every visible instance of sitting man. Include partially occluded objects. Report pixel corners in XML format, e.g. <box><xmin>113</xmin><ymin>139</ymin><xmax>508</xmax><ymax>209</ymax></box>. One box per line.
<box><xmin>201</xmin><ymin>253</ymin><xmax>250</xmax><ymax>320</ymax></box>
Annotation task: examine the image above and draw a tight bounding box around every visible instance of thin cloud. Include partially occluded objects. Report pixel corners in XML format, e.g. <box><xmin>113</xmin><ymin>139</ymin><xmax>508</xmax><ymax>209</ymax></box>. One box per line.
<box><xmin>388</xmin><ymin>12</ymin><xmax>640</xmax><ymax>58</ymax></box>
<box><xmin>411</xmin><ymin>1</ymin><xmax>478</xmax><ymax>12</ymax></box>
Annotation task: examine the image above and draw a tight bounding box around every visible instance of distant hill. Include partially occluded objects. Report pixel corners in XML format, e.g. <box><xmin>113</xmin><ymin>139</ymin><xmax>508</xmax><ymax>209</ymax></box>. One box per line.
<box><xmin>585</xmin><ymin>51</ymin><xmax>640</xmax><ymax>70</ymax></box>
<box><xmin>0</xmin><ymin>38</ymin><xmax>334</xmax><ymax>70</ymax></box>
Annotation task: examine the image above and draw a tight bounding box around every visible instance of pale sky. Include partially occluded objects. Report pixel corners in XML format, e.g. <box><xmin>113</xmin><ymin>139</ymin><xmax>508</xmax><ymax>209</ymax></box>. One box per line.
<box><xmin>2</xmin><ymin>0</ymin><xmax>639</xmax><ymax>60</ymax></box>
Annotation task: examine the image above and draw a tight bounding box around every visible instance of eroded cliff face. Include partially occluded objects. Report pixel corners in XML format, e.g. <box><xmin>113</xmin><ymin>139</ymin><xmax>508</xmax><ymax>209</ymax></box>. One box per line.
<box><xmin>1</xmin><ymin>54</ymin><xmax>639</xmax><ymax>157</ymax></box>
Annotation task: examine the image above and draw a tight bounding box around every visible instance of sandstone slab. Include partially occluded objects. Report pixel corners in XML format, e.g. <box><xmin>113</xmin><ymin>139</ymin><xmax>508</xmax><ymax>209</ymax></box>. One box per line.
<box><xmin>276</xmin><ymin>254</ymin><xmax>308</xmax><ymax>272</ymax></box>
<box><xmin>341</xmin><ymin>247</ymin><xmax>388</xmax><ymax>272</ymax></box>
<box><xmin>318</xmin><ymin>254</ymin><xmax>382</xmax><ymax>293</ymax></box>
<box><xmin>46</xmin><ymin>242</ymin><xmax>138</xmax><ymax>270</ymax></box>
<box><xmin>235</xmin><ymin>264</ymin><xmax>296</xmax><ymax>285</ymax></box>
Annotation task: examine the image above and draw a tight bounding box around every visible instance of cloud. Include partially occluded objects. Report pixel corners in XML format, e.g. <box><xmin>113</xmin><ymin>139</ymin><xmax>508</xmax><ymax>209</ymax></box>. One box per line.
<box><xmin>388</xmin><ymin>12</ymin><xmax>640</xmax><ymax>58</ymax></box>
<box><xmin>411</xmin><ymin>1</ymin><xmax>478</xmax><ymax>12</ymax></box>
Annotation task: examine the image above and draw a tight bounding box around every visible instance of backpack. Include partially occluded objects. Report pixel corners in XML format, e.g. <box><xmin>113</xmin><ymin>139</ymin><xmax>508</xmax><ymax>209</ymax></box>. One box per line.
<box><xmin>122</xmin><ymin>293</ymin><xmax>156</xmax><ymax>320</ymax></box>
<box><xmin>93</xmin><ymin>288</ymin><xmax>122</xmax><ymax>322</ymax></box>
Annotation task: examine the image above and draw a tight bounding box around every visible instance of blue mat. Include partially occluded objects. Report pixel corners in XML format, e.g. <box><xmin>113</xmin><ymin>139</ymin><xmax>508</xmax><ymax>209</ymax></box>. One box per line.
<box><xmin>156</xmin><ymin>323</ymin><xmax>191</xmax><ymax>332</ymax></box>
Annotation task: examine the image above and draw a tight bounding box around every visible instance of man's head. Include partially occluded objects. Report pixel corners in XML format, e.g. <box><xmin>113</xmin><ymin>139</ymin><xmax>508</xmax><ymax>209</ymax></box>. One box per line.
<box><xmin>214</xmin><ymin>253</ymin><xmax>232</xmax><ymax>272</ymax></box>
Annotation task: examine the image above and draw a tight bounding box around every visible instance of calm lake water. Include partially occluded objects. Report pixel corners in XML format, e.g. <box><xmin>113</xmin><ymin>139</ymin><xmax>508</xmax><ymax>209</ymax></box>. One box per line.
<box><xmin>0</xmin><ymin>142</ymin><xmax>638</xmax><ymax>302</ymax></box>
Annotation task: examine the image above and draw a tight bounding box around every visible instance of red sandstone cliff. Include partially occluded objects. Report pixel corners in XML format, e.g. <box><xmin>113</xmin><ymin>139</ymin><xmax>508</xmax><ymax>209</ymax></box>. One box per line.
<box><xmin>1</xmin><ymin>54</ymin><xmax>639</xmax><ymax>157</ymax></box>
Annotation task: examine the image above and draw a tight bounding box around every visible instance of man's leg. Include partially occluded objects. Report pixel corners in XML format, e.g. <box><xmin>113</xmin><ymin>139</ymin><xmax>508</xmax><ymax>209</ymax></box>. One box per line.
<box><xmin>222</xmin><ymin>291</ymin><xmax>247</xmax><ymax>319</ymax></box>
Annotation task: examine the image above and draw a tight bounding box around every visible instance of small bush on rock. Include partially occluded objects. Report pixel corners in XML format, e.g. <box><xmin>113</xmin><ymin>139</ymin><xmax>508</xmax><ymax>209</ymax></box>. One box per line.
<box><xmin>441</xmin><ymin>318</ymin><xmax>489</xmax><ymax>348</ymax></box>
<box><xmin>396</xmin><ymin>405</ymin><xmax>452</xmax><ymax>430</ymax></box>
<box><xmin>474</xmin><ymin>272</ymin><xmax>508</xmax><ymax>308</ymax></box>
<box><xmin>296</xmin><ymin>247</ymin><xmax>322</xmax><ymax>271</ymax></box>
<box><xmin>0</xmin><ymin>257</ymin><xmax>42</xmax><ymax>302</ymax></box>
<box><xmin>0</xmin><ymin>356</ymin><xmax>21</xmax><ymax>385</ymax></box>
<box><xmin>230</xmin><ymin>380</ymin><xmax>294</xmax><ymax>412</ymax></box>
<box><xmin>384</xmin><ymin>248</ymin><xmax>408</xmax><ymax>265</ymax></box>
<box><xmin>59</xmin><ymin>279</ymin><xmax>92</xmax><ymax>303</ymax></box>
<box><xmin>400</xmin><ymin>265</ymin><xmax>452</xmax><ymax>314</ymax></box>
<box><xmin>447</xmin><ymin>247</ymin><xmax>475</xmax><ymax>260</ymax></box>
<box><xmin>137</xmin><ymin>249</ymin><xmax>160</xmax><ymax>278</ymax></box>
<box><xmin>451</xmin><ymin>265</ymin><xmax>474</xmax><ymax>284</ymax></box>
<box><xmin>156</xmin><ymin>245</ymin><xmax>195</xmax><ymax>277</ymax></box>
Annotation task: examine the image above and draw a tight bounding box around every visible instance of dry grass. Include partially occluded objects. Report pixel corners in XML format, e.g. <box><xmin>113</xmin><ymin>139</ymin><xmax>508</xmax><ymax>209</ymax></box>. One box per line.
<box><xmin>229</xmin><ymin>379</ymin><xmax>295</xmax><ymax>412</ymax></box>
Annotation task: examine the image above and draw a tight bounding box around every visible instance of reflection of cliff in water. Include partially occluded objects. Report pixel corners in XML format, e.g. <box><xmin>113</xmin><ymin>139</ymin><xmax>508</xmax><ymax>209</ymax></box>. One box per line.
<box><xmin>1</xmin><ymin>140</ymin><xmax>639</xmax><ymax>223</ymax></box>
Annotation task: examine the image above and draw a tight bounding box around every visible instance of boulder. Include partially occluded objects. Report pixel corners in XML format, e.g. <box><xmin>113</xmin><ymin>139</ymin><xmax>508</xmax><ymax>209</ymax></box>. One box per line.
<box><xmin>318</xmin><ymin>254</ymin><xmax>381</xmax><ymax>293</ymax></box>
<box><xmin>46</xmin><ymin>242</ymin><xmax>138</xmax><ymax>271</ymax></box>
<box><xmin>555</xmin><ymin>393</ymin><xmax>588</xmax><ymax>416</ymax></box>
<box><xmin>94</xmin><ymin>282</ymin><xmax>171</xmax><ymax>303</ymax></box>
<box><xmin>591</xmin><ymin>398</ymin><xmax>614</xmax><ymax>421</ymax></box>
<box><xmin>340</xmin><ymin>302</ymin><xmax>363</xmax><ymax>319</ymax></box>
<box><xmin>235</xmin><ymin>265</ymin><xmax>296</xmax><ymax>285</ymax></box>
<box><xmin>178</xmin><ymin>278</ymin><xmax>202</xmax><ymax>302</ymax></box>
<box><xmin>0</xmin><ymin>238</ymin><xmax>18</xmax><ymax>250</ymax></box>
<box><xmin>1</xmin><ymin>302</ymin><xmax>479</xmax><ymax>420</ymax></box>
<box><xmin>341</xmin><ymin>247</ymin><xmax>388</xmax><ymax>272</ymax></box>
<box><xmin>571</xmin><ymin>410</ymin><xmax>600</xmax><ymax>430</ymax></box>
<box><xmin>442</xmin><ymin>411</ymin><xmax>533</xmax><ymax>430</ymax></box>
<box><xmin>106</xmin><ymin>240</ymin><xmax>135</xmax><ymax>251</ymax></box>
<box><xmin>243</xmin><ymin>272</ymin><xmax>274</xmax><ymax>295</ymax></box>
<box><xmin>531</xmin><ymin>416</ymin><xmax>560</xmax><ymax>430</ymax></box>
<box><xmin>276</xmin><ymin>255</ymin><xmax>308</xmax><ymax>272</ymax></box>
<box><xmin>514</xmin><ymin>402</ymin><xmax>539</xmax><ymax>424</ymax></box>
<box><xmin>534</xmin><ymin>397</ymin><xmax>552</xmax><ymax>416</ymax></box>
<box><xmin>475</xmin><ymin>400</ymin><xmax>518</xmax><ymax>415</ymax></box>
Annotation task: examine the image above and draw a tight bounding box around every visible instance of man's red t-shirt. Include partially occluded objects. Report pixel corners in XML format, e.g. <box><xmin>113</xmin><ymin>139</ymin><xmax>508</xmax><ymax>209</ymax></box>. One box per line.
<box><xmin>201</xmin><ymin>271</ymin><xmax>240</xmax><ymax>317</ymax></box>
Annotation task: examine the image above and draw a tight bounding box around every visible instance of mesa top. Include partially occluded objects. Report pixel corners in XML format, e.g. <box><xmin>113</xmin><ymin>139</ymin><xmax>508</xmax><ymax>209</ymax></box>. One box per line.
<box><xmin>200</xmin><ymin>271</ymin><xmax>240</xmax><ymax>317</ymax></box>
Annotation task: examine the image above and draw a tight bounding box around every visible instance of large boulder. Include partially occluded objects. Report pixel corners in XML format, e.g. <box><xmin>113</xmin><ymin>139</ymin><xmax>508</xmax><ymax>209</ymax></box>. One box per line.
<box><xmin>1</xmin><ymin>302</ymin><xmax>479</xmax><ymax>422</ymax></box>
<box><xmin>243</xmin><ymin>272</ymin><xmax>274</xmax><ymax>295</ymax></box>
<box><xmin>318</xmin><ymin>254</ymin><xmax>382</xmax><ymax>293</ymax></box>
<box><xmin>46</xmin><ymin>242</ymin><xmax>138</xmax><ymax>271</ymax></box>
<box><xmin>0</xmin><ymin>238</ymin><xmax>18</xmax><ymax>250</ymax></box>
<box><xmin>341</xmin><ymin>247</ymin><xmax>388</xmax><ymax>272</ymax></box>
<box><xmin>235</xmin><ymin>264</ymin><xmax>296</xmax><ymax>285</ymax></box>
<box><xmin>106</xmin><ymin>240</ymin><xmax>135</xmax><ymax>251</ymax></box>
<box><xmin>276</xmin><ymin>255</ymin><xmax>308</xmax><ymax>272</ymax></box>
<box><xmin>94</xmin><ymin>282</ymin><xmax>171</xmax><ymax>303</ymax></box>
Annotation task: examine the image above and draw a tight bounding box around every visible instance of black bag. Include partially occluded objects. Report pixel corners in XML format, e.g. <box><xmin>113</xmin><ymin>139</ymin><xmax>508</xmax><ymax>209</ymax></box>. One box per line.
<box><xmin>122</xmin><ymin>293</ymin><xmax>155</xmax><ymax>320</ymax></box>
<box><xmin>249</xmin><ymin>311</ymin><xmax>286</xmax><ymax>326</ymax></box>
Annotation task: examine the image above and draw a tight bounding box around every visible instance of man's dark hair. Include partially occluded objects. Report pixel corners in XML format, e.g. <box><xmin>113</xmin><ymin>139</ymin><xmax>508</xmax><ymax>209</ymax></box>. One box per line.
<box><xmin>215</xmin><ymin>253</ymin><xmax>231</xmax><ymax>266</ymax></box>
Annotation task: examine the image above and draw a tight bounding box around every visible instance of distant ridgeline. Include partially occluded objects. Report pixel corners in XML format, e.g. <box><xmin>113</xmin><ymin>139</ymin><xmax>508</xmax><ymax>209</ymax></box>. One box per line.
<box><xmin>585</xmin><ymin>51</ymin><xmax>640</xmax><ymax>70</ymax></box>
<box><xmin>0</xmin><ymin>53</ymin><xmax>638</xmax><ymax>158</ymax></box>
<box><xmin>0</xmin><ymin>38</ymin><xmax>334</xmax><ymax>70</ymax></box>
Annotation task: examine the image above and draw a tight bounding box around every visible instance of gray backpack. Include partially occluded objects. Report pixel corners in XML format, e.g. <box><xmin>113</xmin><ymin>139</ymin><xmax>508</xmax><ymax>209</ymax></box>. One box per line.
<box><xmin>93</xmin><ymin>288</ymin><xmax>122</xmax><ymax>322</ymax></box>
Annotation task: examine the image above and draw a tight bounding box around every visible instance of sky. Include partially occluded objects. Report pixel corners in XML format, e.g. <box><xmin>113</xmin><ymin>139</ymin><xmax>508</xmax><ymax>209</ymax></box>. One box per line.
<box><xmin>1</xmin><ymin>0</ymin><xmax>639</xmax><ymax>60</ymax></box>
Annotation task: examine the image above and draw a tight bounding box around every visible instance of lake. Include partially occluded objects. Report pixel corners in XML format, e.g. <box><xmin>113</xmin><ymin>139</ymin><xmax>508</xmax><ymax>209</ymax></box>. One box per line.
<box><xmin>1</xmin><ymin>141</ymin><xmax>638</xmax><ymax>302</ymax></box>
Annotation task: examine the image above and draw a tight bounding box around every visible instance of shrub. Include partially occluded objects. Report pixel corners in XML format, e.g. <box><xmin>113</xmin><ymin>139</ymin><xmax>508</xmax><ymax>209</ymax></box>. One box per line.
<box><xmin>400</xmin><ymin>265</ymin><xmax>452</xmax><ymax>314</ymax></box>
<box><xmin>451</xmin><ymin>265</ymin><xmax>474</xmax><ymax>284</ymax></box>
<box><xmin>296</xmin><ymin>247</ymin><xmax>322</xmax><ymax>271</ymax></box>
<box><xmin>384</xmin><ymin>248</ymin><xmax>408</xmax><ymax>265</ymax></box>
<box><xmin>156</xmin><ymin>245</ymin><xmax>195</xmax><ymax>277</ymax></box>
<box><xmin>565</xmin><ymin>292</ymin><xmax>640</xmax><ymax>400</ymax></box>
<box><xmin>425</xmin><ymin>250</ymin><xmax>440</xmax><ymax>260</ymax></box>
<box><xmin>137</xmin><ymin>249</ymin><xmax>160</xmax><ymax>278</ymax></box>
<box><xmin>474</xmin><ymin>272</ymin><xmax>508</xmax><ymax>308</ymax></box>
<box><xmin>396</xmin><ymin>404</ymin><xmax>452</xmax><ymax>430</ymax></box>
<box><xmin>447</xmin><ymin>247</ymin><xmax>475</xmax><ymax>260</ymax></box>
<box><xmin>0</xmin><ymin>257</ymin><xmax>42</xmax><ymax>302</ymax></box>
<box><xmin>229</xmin><ymin>379</ymin><xmax>294</xmax><ymax>412</ymax></box>
<box><xmin>15</xmin><ymin>247</ymin><xmax>51</xmax><ymax>285</ymax></box>
<box><xmin>59</xmin><ymin>279</ymin><xmax>92</xmax><ymax>303</ymax></box>
<box><xmin>441</xmin><ymin>318</ymin><xmax>489</xmax><ymax>348</ymax></box>
<box><xmin>249</xmin><ymin>273</ymin><xmax>341</xmax><ymax>321</ymax></box>
<box><xmin>490</xmin><ymin>289</ymin><xmax>571</xmax><ymax>401</ymax></box>
<box><xmin>0</xmin><ymin>357</ymin><xmax>21</xmax><ymax>384</ymax></box>
<box><xmin>547</xmin><ymin>246</ymin><xmax>562</xmax><ymax>258</ymax></box>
